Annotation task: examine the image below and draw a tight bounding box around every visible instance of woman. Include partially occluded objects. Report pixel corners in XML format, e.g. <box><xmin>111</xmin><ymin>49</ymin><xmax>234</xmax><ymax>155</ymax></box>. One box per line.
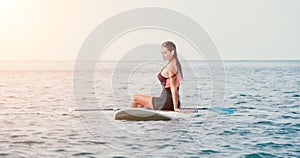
<box><xmin>130</xmin><ymin>41</ymin><xmax>183</xmax><ymax>112</ymax></box>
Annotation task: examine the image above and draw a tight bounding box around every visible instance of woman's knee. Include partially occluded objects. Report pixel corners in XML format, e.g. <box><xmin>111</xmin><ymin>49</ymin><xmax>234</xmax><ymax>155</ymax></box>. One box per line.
<box><xmin>131</xmin><ymin>94</ymin><xmax>140</xmax><ymax>103</ymax></box>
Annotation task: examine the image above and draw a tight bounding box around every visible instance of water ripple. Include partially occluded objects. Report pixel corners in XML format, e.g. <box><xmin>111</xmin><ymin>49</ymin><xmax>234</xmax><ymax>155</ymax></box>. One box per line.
<box><xmin>1</xmin><ymin>61</ymin><xmax>300</xmax><ymax>157</ymax></box>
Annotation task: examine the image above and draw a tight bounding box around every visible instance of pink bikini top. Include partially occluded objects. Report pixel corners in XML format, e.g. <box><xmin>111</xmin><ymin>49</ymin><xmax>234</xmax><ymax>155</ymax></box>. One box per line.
<box><xmin>157</xmin><ymin>69</ymin><xmax>181</xmax><ymax>88</ymax></box>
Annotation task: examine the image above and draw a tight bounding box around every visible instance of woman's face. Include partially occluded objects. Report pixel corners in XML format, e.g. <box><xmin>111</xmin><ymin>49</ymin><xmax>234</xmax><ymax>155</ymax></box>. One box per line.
<box><xmin>161</xmin><ymin>47</ymin><xmax>174</xmax><ymax>61</ymax></box>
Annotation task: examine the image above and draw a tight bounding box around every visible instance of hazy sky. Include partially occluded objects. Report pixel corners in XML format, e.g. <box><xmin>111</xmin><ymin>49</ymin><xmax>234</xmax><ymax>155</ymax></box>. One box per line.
<box><xmin>0</xmin><ymin>0</ymin><xmax>299</xmax><ymax>61</ymax></box>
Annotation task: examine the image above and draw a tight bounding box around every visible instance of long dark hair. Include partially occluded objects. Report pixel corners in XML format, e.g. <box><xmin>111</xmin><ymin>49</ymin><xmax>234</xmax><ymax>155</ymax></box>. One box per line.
<box><xmin>161</xmin><ymin>41</ymin><xmax>183</xmax><ymax>79</ymax></box>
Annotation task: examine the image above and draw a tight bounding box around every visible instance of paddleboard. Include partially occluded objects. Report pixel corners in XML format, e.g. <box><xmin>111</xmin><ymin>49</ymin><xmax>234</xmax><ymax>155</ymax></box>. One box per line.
<box><xmin>114</xmin><ymin>108</ymin><xmax>189</xmax><ymax>121</ymax></box>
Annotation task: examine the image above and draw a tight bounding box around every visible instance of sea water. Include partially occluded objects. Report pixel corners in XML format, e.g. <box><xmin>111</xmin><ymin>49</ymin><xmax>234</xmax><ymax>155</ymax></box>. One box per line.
<box><xmin>0</xmin><ymin>60</ymin><xmax>299</xmax><ymax>157</ymax></box>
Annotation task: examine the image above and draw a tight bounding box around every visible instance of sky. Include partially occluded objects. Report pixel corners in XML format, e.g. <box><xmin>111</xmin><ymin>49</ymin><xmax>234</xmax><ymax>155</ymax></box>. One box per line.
<box><xmin>0</xmin><ymin>0</ymin><xmax>299</xmax><ymax>61</ymax></box>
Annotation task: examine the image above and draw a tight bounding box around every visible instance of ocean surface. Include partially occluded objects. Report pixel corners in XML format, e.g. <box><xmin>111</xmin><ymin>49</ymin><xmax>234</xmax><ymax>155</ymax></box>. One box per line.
<box><xmin>0</xmin><ymin>60</ymin><xmax>299</xmax><ymax>157</ymax></box>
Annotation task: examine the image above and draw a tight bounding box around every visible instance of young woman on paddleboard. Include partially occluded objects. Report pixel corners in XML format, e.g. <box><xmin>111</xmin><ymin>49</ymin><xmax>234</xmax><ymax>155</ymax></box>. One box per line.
<box><xmin>130</xmin><ymin>41</ymin><xmax>183</xmax><ymax>112</ymax></box>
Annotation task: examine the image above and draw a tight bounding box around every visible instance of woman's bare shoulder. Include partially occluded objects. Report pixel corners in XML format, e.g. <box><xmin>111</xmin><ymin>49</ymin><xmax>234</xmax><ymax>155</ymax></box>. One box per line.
<box><xmin>166</xmin><ymin>62</ymin><xmax>177</xmax><ymax>76</ymax></box>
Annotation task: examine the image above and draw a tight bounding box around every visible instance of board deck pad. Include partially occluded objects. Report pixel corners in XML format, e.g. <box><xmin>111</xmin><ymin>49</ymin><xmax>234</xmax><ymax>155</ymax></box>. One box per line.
<box><xmin>114</xmin><ymin>108</ymin><xmax>188</xmax><ymax>121</ymax></box>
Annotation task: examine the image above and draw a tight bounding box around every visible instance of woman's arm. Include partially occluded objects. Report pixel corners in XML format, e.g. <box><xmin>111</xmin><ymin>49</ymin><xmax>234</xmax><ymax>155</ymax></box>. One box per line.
<box><xmin>168</xmin><ymin>68</ymin><xmax>179</xmax><ymax>112</ymax></box>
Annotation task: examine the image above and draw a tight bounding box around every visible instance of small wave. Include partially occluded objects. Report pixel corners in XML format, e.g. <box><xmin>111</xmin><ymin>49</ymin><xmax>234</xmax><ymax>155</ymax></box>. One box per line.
<box><xmin>254</xmin><ymin>114</ymin><xmax>269</xmax><ymax>118</ymax></box>
<box><xmin>159</xmin><ymin>144</ymin><xmax>177</xmax><ymax>149</ymax></box>
<box><xmin>239</xmin><ymin>130</ymin><xmax>252</xmax><ymax>136</ymax></box>
<box><xmin>72</xmin><ymin>152</ymin><xmax>95</xmax><ymax>157</ymax></box>
<box><xmin>272</xmin><ymin>89</ymin><xmax>280</xmax><ymax>91</ymax></box>
<box><xmin>240</xmin><ymin>106</ymin><xmax>255</xmax><ymax>109</ymax></box>
<box><xmin>193</xmin><ymin>113</ymin><xmax>203</xmax><ymax>118</ymax></box>
<box><xmin>13</xmin><ymin>140</ymin><xmax>44</xmax><ymax>145</ymax></box>
<box><xmin>7</xmin><ymin>95</ymin><xmax>17</xmax><ymax>98</ymax></box>
<box><xmin>236</xmin><ymin>101</ymin><xmax>248</xmax><ymax>104</ymax></box>
<box><xmin>0</xmin><ymin>153</ymin><xmax>9</xmax><ymax>156</ymax></box>
<box><xmin>253</xmin><ymin>121</ymin><xmax>274</xmax><ymax>126</ymax></box>
<box><xmin>292</xmin><ymin>94</ymin><xmax>300</xmax><ymax>97</ymax></box>
<box><xmin>290</xmin><ymin>104</ymin><xmax>300</xmax><ymax>108</ymax></box>
<box><xmin>276</xmin><ymin>127</ymin><xmax>298</xmax><ymax>135</ymax></box>
<box><xmin>10</xmin><ymin>135</ymin><xmax>28</xmax><ymax>138</ymax></box>
<box><xmin>282</xmin><ymin>115</ymin><xmax>300</xmax><ymax>119</ymax></box>
<box><xmin>283</xmin><ymin>91</ymin><xmax>296</xmax><ymax>94</ymax></box>
<box><xmin>294</xmin><ymin>123</ymin><xmax>300</xmax><ymax>127</ymax></box>
<box><xmin>243</xmin><ymin>152</ymin><xmax>276</xmax><ymax>158</ymax></box>
<box><xmin>176</xmin><ymin>139</ymin><xmax>193</xmax><ymax>143</ymax></box>
<box><xmin>218</xmin><ymin>130</ymin><xmax>235</xmax><ymax>136</ymax></box>
<box><xmin>172</xmin><ymin>129</ymin><xmax>190</xmax><ymax>133</ymax></box>
<box><xmin>77</xmin><ymin>140</ymin><xmax>106</xmax><ymax>145</ymax></box>
<box><xmin>278</xmin><ymin>104</ymin><xmax>299</xmax><ymax>108</ymax></box>
<box><xmin>256</xmin><ymin>142</ymin><xmax>293</xmax><ymax>149</ymax></box>
<box><xmin>200</xmin><ymin>149</ymin><xmax>220</xmax><ymax>154</ymax></box>
<box><xmin>54</xmin><ymin>149</ymin><xmax>66</xmax><ymax>152</ymax></box>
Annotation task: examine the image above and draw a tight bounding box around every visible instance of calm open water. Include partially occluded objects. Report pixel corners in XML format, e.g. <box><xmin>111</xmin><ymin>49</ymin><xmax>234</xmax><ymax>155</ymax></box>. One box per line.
<box><xmin>0</xmin><ymin>61</ymin><xmax>299</xmax><ymax>157</ymax></box>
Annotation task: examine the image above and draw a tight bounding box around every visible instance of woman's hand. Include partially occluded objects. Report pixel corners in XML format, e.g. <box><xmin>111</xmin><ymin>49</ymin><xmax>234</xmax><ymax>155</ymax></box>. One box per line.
<box><xmin>174</xmin><ymin>108</ymin><xmax>180</xmax><ymax>112</ymax></box>
<box><xmin>174</xmin><ymin>108</ymin><xmax>193</xmax><ymax>114</ymax></box>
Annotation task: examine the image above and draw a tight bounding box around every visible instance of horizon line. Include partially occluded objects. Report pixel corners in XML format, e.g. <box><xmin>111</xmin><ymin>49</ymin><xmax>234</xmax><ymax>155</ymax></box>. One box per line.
<box><xmin>0</xmin><ymin>59</ymin><xmax>299</xmax><ymax>62</ymax></box>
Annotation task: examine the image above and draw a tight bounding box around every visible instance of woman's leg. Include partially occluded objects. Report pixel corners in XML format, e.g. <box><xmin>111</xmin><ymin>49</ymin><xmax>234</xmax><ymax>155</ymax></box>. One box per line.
<box><xmin>130</xmin><ymin>94</ymin><xmax>154</xmax><ymax>109</ymax></box>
